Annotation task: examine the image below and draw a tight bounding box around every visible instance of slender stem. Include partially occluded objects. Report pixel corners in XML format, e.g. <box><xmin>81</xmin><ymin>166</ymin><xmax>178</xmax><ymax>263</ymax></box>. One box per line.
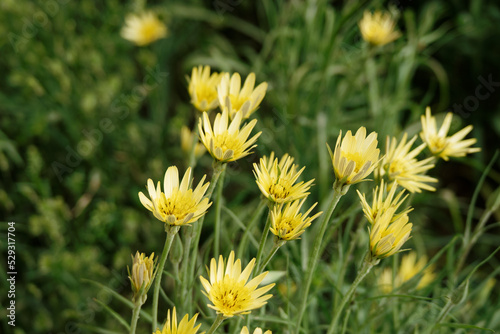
<box><xmin>152</xmin><ymin>225</ymin><xmax>180</xmax><ymax>332</ymax></box>
<box><xmin>257</xmin><ymin>238</ymin><xmax>286</xmax><ymax>274</ymax></box>
<box><xmin>237</xmin><ymin>199</ymin><xmax>267</xmax><ymax>260</ymax></box>
<box><xmin>214</xmin><ymin>167</ymin><xmax>227</xmax><ymax>257</ymax></box>
<box><xmin>130</xmin><ymin>302</ymin><xmax>142</xmax><ymax>334</ymax></box>
<box><xmin>327</xmin><ymin>254</ymin><xmax>377</xmax><ymax>334</ymax></box>
<box><xmin>188</xmin><ymin>124</ymin><xmax>200</xmax><ymax>169</ymax></box>
<box><xmin>178</xmin><ymin>230</ymin><xmax>193</xmax><ymax>307</ymax></box>
<box><xmin>253</xmin><ymin>206</ymin><xmax>273</xmax><ymax>277</ymax></box>
<box><xmin>295</xmin><ymin>184</ymin><xmax>346</xmax><ymax>333</ymax></box>
<box><xmin>206</xmin><ymin>313</ymin><xmax>225</xmax><ymax>334</ymax></box>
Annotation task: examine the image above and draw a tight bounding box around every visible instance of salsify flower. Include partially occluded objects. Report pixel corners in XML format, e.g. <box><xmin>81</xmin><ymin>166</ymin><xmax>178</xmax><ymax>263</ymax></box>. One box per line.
<box><xmin>357</xmin><ymin>180</ymin><xmax>412</xmax><ymax>225</ymax></box>
<box><xmin>128</xmin><ymin>251</ymin><xmax>156</xmax><ymax>297</ymax></box>
<box><xmin>138</xmin><ymin>166</ymin><xmax>211</xmax><ymax>226</ymax></box>
<box><xmin>327</xmin><ymin>127</ymin><xmax>381</xmax><ymax>188</ymax></box>
<box><xmin>180</xmin><ymin>126</ymin><xmax>206</xmax><ymax>159</ymax></box>
<box><xmin>199</xmin><ymin>251</ymin><xmax>274</xmax><ymax>317</ymax></box>
<box><xmin>253</xmin><ymin>152</ymin><xmax>314</xmax><ymax>204</ymax></box>
<box><xmin>378</xmin><ymin>133</ymin><xmax>438</xmax><ymax>193</ymax></box>
<box><xmin>241</xmin><ymin>327</ymin><xmax>272</xmax><ymax>334</ymax></box>
<box><xmin>358</xmin><ymin>10</ymin><xmax>401</xmax><ymax>46</ymax></box>
<box><xmin>121</xmin><ymin>12</ymin><xmax>167</xmax><ymax>46</ymax></box>
<box><xmin>369</xmin><ymin>207</ymin><xmax>412</xmax><ymax>259</ymax></box>
<box><xmin>420</xmin><ymin>107</ymin><xmax>480</xmax><ymax>161</ymax></box>
<box><xmin>218</xmin><ymin>72</ymin><xmax>268</xmax><ymax>119</ymax></box>
<box><xmin>270</xmin><ymin>199</ymin><xmax>322</xmax><ymax>241</ymax></box>
<box><xmin>188</xmin><ymin>65</ymin><xmax>223</xmax><ymax>112</ymax></box>
<box><xmin>154</xmin><ymin>307</ymin><xmax>203</xmax><ymax>334</ymax></box>
<box><xmin>198</xmin><ymin>100</ymin><xmax>261</xmax><ymax>162</ymax></box>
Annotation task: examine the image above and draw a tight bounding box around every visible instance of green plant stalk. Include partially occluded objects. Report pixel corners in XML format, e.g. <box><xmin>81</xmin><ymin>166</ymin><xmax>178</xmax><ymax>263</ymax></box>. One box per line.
<box><xmin>130</xmin><ymin>301</ymin><xmax>142</xmax><ymax>334</ymax></box>
<box><xmin>178</xmin><ymin>230</ymin><xmax>193</xmax><ymax>304</ymax></box>
<box><xmin>257</xmin><ymin>238</ymin><xmax>286</xmax><ymax>274</ymax></box>
<box><xmin>295</xmin><ymin>184</ymin><xmax>346</xmax><ymax>333</ymax></box>
<box><xmin>188</xmin><ymin>124</ymin><xmax>200</xmax><ymax>169</ymax></box>
<box><xmin>206</xmin><ymin>313</ymin><xmax>225</xmax><ymax>334</ymax></box>
<box><xmin>152</xmin><ymin>225</ymin><xmax>180</xmax><ymax>332</ymax></box>
<box><xmin>253</xmin><ymin>206</ymin><xmax>273</xmax><ymax>277</ymax></box>
<box><xmin>214</xmin><ymin>167</ymin><xmax>226</xmax><ymax>257</ymax></box>
<box><xmin>237</xmin><ymin>199</ymin><xmax>267</xmax><ymax>259</ymax></box>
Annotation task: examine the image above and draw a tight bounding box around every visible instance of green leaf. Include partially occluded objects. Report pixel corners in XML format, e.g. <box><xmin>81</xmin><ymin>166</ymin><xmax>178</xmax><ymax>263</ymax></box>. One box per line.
<box><xmin>437</xmin><ymin>322</ymin><xmax>495</xmax><ymax>332</ymax></box>
<box><xmin>93</xmin><ymin>298</ymin><xmax>130</xmax><ymax>330</ymax></box>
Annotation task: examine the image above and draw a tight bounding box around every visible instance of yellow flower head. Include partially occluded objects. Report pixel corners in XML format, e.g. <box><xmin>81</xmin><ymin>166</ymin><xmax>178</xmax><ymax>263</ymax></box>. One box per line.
<box><xmin>358</xmin><ymin>10</ymin><xmax>401</xmax><ymax>46</ymax></box>
<box><xmin>253</xmin><ymin>152</ymin><xmax>314</xmax><ymax>204</ymax></box>
<box><xmin>121</xmin><ymin>11</ymin><xmax>167</xmax><ymax>46</ymax></box>
<box><xmin>270</xmin><ymin>199</ymin><xmax>322</xmax><ymax>241</ymax></box>
<box><xmin>218</xmin><ymin>72</ymin><xmax>268</xmax><ymax>119</ymax></box>
<box><xmin>327</xmin><ymin>127</ymin><xmax>380</xmax><ymax>187</ymax></box>
<box><xmin>139</xmin><ymin>166</ymin><xmax>211</xmax><ymax>226</ymax></box>
<box><xmin>181</xmin><ymin>126</ymin><xmax>206</xmax><ymax>159</ymax></box>
<box><xmin>128</xmin><ymin>251</ymin><xmax>156</xmax><ymax>296</ymax></box>
<box><xmin>378</xmin><ymin>133</ymin><xmax>438</xmax><ymax>193</ymax></box>
<box><xmin>199</xmin><ymin>251</ymin><xmax>275</xmax><ymax>318</ymax></box>
<box><xmin>188</xmin><ymin>65</ymin><xmax>223</xmax><ymax>112</ymax></box>
<box><xmin>154</xmin><ymin>307</ymin><xmax>203</xmax><ymax>334</ymax></box>
<box><xmin>420</xmin><ymin>107</ymin><xmax>480</xmax><ymax>161</ymax></box>
<box><xmin>369</xmin><ymin>207</ymin><xmax>412</xmax><ymax>259</ymax></box>
<box><xmin>198</xmin><ymin>101</ymin><xmax>261</xmax><ymax>162</ymax></box>
<box><xmin>357</xmin><ymin>180</ymin><xmax>412</xmax><ymax>226</ymax></box>
<box><xmin>241</xmin><ymin>327</ymin><xmax>272</xmax><ymax>334</ymax></box>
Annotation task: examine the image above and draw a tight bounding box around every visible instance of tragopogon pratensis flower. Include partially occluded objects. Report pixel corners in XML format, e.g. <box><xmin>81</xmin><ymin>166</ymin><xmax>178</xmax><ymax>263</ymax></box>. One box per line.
<box><xmin>241</xmin><ymin>327</ymin><xmax>272</xmax><ymax>334</ymax></box>
<box><xmin>369</xmin><ymin>206</ymin><xmax>412</xmax><ymax>259</ymax></box>
<box><xmin>358</xmin><ymin>10</ymin><xmax>401</xmax><ymax>46</ymax></box>
<box><xmin>121</xmin><ymin>12</ymin><xmax>167</xmax><ymax>46</ymax></box>
<box><xmin>139</xmin><ymin>167</ymin><xmax>211</xmax><ymax>226</ymax></box>
<box><xmin>420</xmin><ymin>107</ymin><xmax>481</xmax><ymax>161</ymax></box>
<box><xmin>327</xmin><ymin>127</ymin><xmax>380</xmax><ymax>188</ymax></box>
<box><xmin>198</xmin><ymin>100</ymin><xmax>261</xmax><ymax>162</ymax></box>
<box><xmin>270</xmin><ymin>199</ymin><xmax>322</xmax><ymax>241</ymax></box>
<box><xmin>181</xmin><ymin>126</ymin><xmax>206</xmax><ymax>159</ymax></box>
<box><xmin>188</xmin><ymin>65</ymin><xmax>223</xmax><ymax>112</ymax></box>
<box><xmin>128</xmin><ymin>252</ymin><xmax>156</xmax><ymax>298</ymax></box>
<box><xmin>154</xmin><ymin>307</ymin><xmax>202</xmax><ymax>334</ymax></box>
<box><xmin>218</xmin><ymin>72</ymin><xmax>268</xmax><ymax>119</ymax></box>
<box><xmin>200</xmin><ymin>251</ymin><xmax>274</xmax><ymax>317</ymax></box>
<box><xmin>378</xmin><ymin>133</ymin><xmax>438</xmax><ymax>193</ymax></box>
<box><xmin>253</xmin><ymin>152</ymin><xmax>314</xmax><ymax>204</ymax></box>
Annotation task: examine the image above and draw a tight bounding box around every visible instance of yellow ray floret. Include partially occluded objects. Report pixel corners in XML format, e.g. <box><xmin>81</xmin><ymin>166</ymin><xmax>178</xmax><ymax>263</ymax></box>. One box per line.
<box><xmin>358</xmin><ymin>10</ymin><xmax>401</xmax><ymax>46</ymax></box>
<box><xmin>369</xmin><ymin>207</ymin><xmax>412</xmax><ymax>259</ymax></box>
<box><xmin>420</xmin><ymin>107</ymin><xmax>480</xmax><ymax>161</ymax></box>
<box><xmin>188</xmin><ymin>65</ymin><xmax>223</xmax><ymax>112</ymax></box>
<box><xmin>139</xmin><ymin>166</ymin><xmax>211</xmax><ymax>226</ymax></box>
<box><xmin>200</xmin><ymin>251</ymin><xmax>275</xmax><ymax>318</ymax></box>
<box><xmin>253</xmin><ymin>152</ymin><xmax>314</xmax><ymax>204</ymax></box>
<box><xmin>154</xmin><ymin>307</ymin><xmax>203</xmax><ymax>334</ymax></box>
<box><xmin>121</xmin><ymin>11</ymin><xmax>167</xmax><ymax>46</ymax></box>
<box><xmin>199</xmin><ymin>100</ymin><xmax>261</xmax><ymax>162</ymax></box>
<box><xmin>327</xmin><ymin>127</ymin><xmax>380</xmax><ymax>186</ymax></box>
<box><xmin>270</xmin><ymin>199</ymin><xmax>322</xmax><ymax>241</ymax></box>
<box><xmin>240</xmin><ymin>327</ymin><xmax>272</xmax><ymax>334</ymax></box>
<box><xmin>218</xmin><ymin>72</ymin><xmax>268</xmax><ymax>119</ymax></box>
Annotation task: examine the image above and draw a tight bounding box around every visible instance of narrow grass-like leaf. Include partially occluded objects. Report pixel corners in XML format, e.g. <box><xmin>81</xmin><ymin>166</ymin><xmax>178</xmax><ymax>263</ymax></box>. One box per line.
<box><xmin>92</xmin><ymin>298</ymin><xmax>130</xmax><ymax>330</ymax></box>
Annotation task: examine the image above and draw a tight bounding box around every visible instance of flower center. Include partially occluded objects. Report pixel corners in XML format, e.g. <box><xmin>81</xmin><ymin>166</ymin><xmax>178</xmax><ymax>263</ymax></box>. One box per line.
<box><xmin>269</xmin><ymin>180</ymin><xmax>291</xmax><ymax>200</ymax></box>
<box><xmin>158</xmin><ymin>190</ymin><xmax>197</xmax><ymax>220</ymax></box>
<box><xmin>229</xmin><ymin>94</ymin><xmax>249</xmax><ymax>112</ymax></box>
<box><xmin>342</xmin><ymin>151</ymin><xmax>365</xmax><ymax>173</ymax></box>
<box><xmin>210</xmin><ymin>278</ymin><xmax>251</xmax><ymax>314</ymax></box>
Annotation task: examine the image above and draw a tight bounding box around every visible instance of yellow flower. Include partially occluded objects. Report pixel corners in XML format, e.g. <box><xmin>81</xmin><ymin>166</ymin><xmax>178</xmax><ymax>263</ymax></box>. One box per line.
<box><xmin>241</xmin><ymin>327</ymin><xmax>272</xmax><ymax>334</ymax></box>
<box><xmin>369</xmin><ymin>206</ymin><xmax>412</xmax><ymax>259</ymax></box>
<box><xmin>327</xmin><ymin>127</ymin><xmax>380</xmax><ymax>187</ymax></box>
<box><xmin>378</xmin><ymin>133</ymin><xmax>438</xmax><ymax>193</ymax></box>
<box><xmin>357</xmin><ymin>180</ymin><xmax>411</xmax><ymax>225</ymax></box>
<box><xmin>218</xmin><ymin>72</ymin><xmax>268</xmax><ymax>119</ymax></box>
<box><xmin>154</xmin><ymin>307</ymin><xmax>203</xmax><ymax>334</ymax></box>
<box><xmin>188</xmin><ymin>65</ymin><xmax>223</xmax><ymax>112</ymax></box>
<box><xmin>253</xmin><ymin>152</ymin><xmax>314</xmax><ymax>204</ymax></box>
<box><xmin>420</xmin><ymin>107</ymin><xmax>481</xmax><ymax>161</ymax></box>
<box><xmin>199</xmin><ymin>251</ymin><xmax>275</xmax><ymax>317</ymax></box>
<box><xmin>121</xmin><ymin>12</ymin><xmax>167</xmax><ymax>46</ymax></box>
<box><xmin>358</xmin><ymin>10</ymin><xmax>401</xmax><ymax>46</ymax></box>
<box><xmin>181</xmin><ymin>126</ymin><xmax>206</xmax><ymax>159</ymax></box>
<box><xmin>270</xmin><ymin>199</ymin><xmax>322</xmax><ymax>240</ymax></box>
<box><xmin>198</xmin><ymin>102</ymin><xmax>261</xmax><ymax>162</ymax></box>
<box><xmin>128</xmin><ymin>251</ymin><xmax>156</xmax><ymax>296</ymax></box>
<box><xmin>139</xmin><ymin>166</ymin><xmax>211</xmax><ymax>226</ymax></box>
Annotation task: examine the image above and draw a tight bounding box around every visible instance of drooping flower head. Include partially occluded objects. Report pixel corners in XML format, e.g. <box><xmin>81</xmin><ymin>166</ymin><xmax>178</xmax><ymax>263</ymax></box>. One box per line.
<box><xmin>241</xmin><ymin>327</ymin><xmax>272</xmax><ymax>334</ymax></box>
<box><xmin>139</xmin><ymin>167</ymin><xmax>211</xmax><ymax>226</ymax></box>
<box><xmin>128</xmin><ymin>251</ymin><xmax>156</xmax><ymax>299</ymax></box>
<box><xmin>253</xmin><ymin>152</ymin><xmax>314</xmax><ymax>204</ymax></box>
<box><xmin>200</xmin><ymin>251</ymin><xmax>274</xmax><ymax>317</ymax></box>
<box><xmin>358</xmin><ymin>10</ymin><xmax>401</xmax><ymax>46</ymax></box>
<box><xmin>121</xmin><ymin>11</ymin><xmax>167</xmax><ymax>46</ymax></box>
<box><xmin>327</xmin><ymin>127</ymin><xmax>380</xmax><ymax>189</ymax></box>
<box><xmin>154</xmin><ymin>307</ymin><xmax>202</xmax><ymax>334</ymax></box>
<box><xmin>270</xmin><ymin>199</ymin><xmax>322</xmax><ymax>241</ymax></box>
<box><xmin>378</xmin><ymin>133</ymin><xmax>438</xmax><ymax>193</ymax></box>
<box><xmin>181</xmin><ymin>126</ymin><xmax>206</xmax><ymax>159</ymax></box>
<box><xmin>420</xmin><ymin>107</ymin><xmax>480</xmax><ymax>161</ymax></box>
<box><xmin>188</xmin><ymin>65</ymin><xmax>223</xmax><ymax>112</ymax></box>
<box><xmin>369</xmin><ymin>206</ymin><xmax>412</xmax><ymax>259</ymax></box>
<box><xmin>199</xmin><ymin>100</ymin><xmax>261</xmax><ymax>162</ymax></box>
<box><xmin>218</xmin><ymin>72</ymin><xmax>268</xmax><ymax>119</ymax></box>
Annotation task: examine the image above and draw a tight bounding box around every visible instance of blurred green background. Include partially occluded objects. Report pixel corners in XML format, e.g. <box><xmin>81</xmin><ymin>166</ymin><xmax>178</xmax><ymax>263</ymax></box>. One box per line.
<box><xmin>1</xmin><ymin>0</ymin><xmax>499</xmax><ymax>332</ymax></box>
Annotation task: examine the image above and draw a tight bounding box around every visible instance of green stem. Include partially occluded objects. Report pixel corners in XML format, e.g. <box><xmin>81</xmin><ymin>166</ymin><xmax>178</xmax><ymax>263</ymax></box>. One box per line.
<box><xmin>257</xmin><ymin>238</ymin><xmax>286</xmax><ymax>274</ymax></box>
<box><xmin>188</xmin><ymin>125</ymin><xmax>200</xmax><ymax>169</ymax></box>
<box><xmin>237</xmin><ymin>199</ymin><xmax>267</xmax><ymax>260</ymax></box>
<box><xmin>295</xmin><ymin>184</ymin><xmax>347</xmax><ymax>333</ymax></box>
<box><xmin>327</xmin><ymin>253</ymin><xmax>377</xmax><ymax>334</ymax></box>
<box><xmin>178</xmin><ymin>230</ymin><xmax>193</xmax><ymax>306</ymax></box>
<box><xmin>206</xmin><ymin>313</ymin><xmax>225</xmax><ymax>334</ymax></box>
<box><xmin>152</xmin><ymin>225</ymin><xmax>180</xmax><ymax>332</ymax></box>
<box><xmin>214</xmin><ymin>167</ymin><xmax>227</xmax><ymax>257</ymax></box>
<box><xmin>130</xmin><ymin>302</ymin><xmax>142</xmax><ymax>334</ymax></box>
<box><xmin>253</xmin><ymin>205</ymin><xmax>273</xmax><ymax>276</ymax></box>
